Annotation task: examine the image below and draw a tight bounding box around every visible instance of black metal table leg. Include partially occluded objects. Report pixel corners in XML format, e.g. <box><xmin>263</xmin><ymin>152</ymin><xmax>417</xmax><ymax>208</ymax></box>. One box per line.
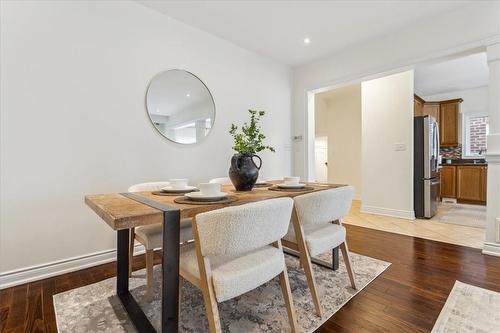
<box><xmin>332</xmin><ymin>247</ymin><xmax>339</xmax><ymax>270</ymax></box>
<box><xmin>119</xmin><ymin>192</ymin><xmax>181</xmax><ymax>333</ymax></box>
<box><xmin>116</xmin><ymin>228</ymin><xmax>156</xmax><ymax>332</ymax></box>
<box><xmin>282</xmin><ymin>246</ymin><xmax>340</xmax><ymax>271</ymax></box>
<box><xmin>117</xmin><ymin>229</ymin><xmax>130</xmax><ymax>295</ymax></box>
<box><xmin>161</xmin><ymin>209</ymin><xmax>180</xmax><ymax>332</ymax></box>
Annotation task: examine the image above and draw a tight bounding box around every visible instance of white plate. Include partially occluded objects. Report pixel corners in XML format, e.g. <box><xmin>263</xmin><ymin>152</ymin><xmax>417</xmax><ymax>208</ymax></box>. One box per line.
<box><xmin>277</xmin><ymin>183</ymin><xmax>306</xmax><ymax>189</ymax></box>
<box><xmin>255</xmin><ymin>180</ymin><xmax>269</xmax><ymax>185</ymax></box>
<box><xmin>160</xmin><ymin>185</ymin><xmax>197</xmax><ymax>193</ymax></box>
<box><xmin>185</xmin><ymin>191</ymin><xmax>228</xmax><ymax>202</ymax></box>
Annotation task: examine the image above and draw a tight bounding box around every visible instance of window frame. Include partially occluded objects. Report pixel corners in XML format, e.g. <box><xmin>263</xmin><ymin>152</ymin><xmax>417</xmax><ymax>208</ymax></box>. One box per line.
<box><xmin>461</xmin><ymin>112</ymin><xmax>489</xmax><ymax>159</ymax></box>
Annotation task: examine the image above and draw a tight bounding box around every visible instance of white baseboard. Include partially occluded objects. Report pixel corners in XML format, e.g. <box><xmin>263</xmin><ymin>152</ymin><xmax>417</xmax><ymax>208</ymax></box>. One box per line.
<box><xmin>361</xmin><ymin>205</ymin><xmax>416</xmax><ymax>220</ymax></box>
<box><xmin>482</xmin><ymin>242</ymin><xmax>500</xmax><ymax>257</ymax></box>
<box><xmin>0</xmin><ymin>244</ymin><xmax>145</xmax><ymax>289</ymax></box>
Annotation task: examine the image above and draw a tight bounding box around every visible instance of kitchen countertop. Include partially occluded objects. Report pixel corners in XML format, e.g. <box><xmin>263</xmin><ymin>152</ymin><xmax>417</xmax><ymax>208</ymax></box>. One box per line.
<box><xmin>440</xmin><ymin>163</ymin><xmax>487</xmax><ymax>166</ymax></box>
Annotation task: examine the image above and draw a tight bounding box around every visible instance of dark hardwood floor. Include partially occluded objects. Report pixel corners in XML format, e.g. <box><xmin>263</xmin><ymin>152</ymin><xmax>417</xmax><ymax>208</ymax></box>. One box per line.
<box><xmin>1</xmin><ymin>225</ymin><xmax>500</xmax><ymax>333</ymax></box>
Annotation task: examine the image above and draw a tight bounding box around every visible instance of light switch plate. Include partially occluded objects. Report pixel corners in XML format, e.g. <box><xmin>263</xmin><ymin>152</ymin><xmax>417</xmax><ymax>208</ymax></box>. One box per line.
<box><xmin>394</xmin><ymin>143</ymin><xmax>406</xmax><ymax>151</ymax></box>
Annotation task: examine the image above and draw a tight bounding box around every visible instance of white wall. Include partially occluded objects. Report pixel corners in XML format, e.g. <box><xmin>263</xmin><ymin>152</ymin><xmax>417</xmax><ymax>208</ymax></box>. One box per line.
<box><xmin>0</xmin><ymin>0</ymin><xmax>292</xmax><ymax>283</ymax></box>
<box><xmin>315</xmin><ymin>84</ymin><xmax>362</xmax><ymax>199</ymax></box>
<box><xmin>361</xmin><ymin>71</ymin><xmax>415</xmax><ymax>219</ymax></box>
<box><xmin>423</xmin><ymin>86</ymin><xmax>489</xmax><ymax>115</ymax></box>
<box><xmin>293</xmin><ymin>1</ymin><xmax>500</xmax><ymax>179</ymax></box>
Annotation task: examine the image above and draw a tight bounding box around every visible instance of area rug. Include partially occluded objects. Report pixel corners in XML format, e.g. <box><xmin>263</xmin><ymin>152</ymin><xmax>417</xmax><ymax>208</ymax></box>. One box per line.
<box><xmin>432</xmin><ymin>281</ymin><xmax>500</xmax><ymax>333</ymax></box>
<box><xmin>438</xmin><ymin>203</ymin><xmax>486</xmax><ymax>228</ymax></box>
<box><xmin>53</xmin><ymin>251</ymin><xmax>390</xmax><ymax>332</ymax></box>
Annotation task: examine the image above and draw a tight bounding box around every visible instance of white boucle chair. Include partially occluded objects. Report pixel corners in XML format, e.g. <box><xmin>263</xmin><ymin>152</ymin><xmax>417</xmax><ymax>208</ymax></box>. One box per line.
<box><xmin>180</xmin><ymin>197</ymin><xmax>299</xmax><ymax>333</ymax></box>
<box><xmin>208</xmin><ymin>177</ymin><xmax>232</xmax><ymax>185</ymax></box>
<box><xmin>282</xmin><ymin>186</ymin><xmax>356</xmax><ymax>318</ymax></box>
<box><xmin>128</xmin><ymin>182</ymin><xmax>193</xmax><ymax>302</ymax></box>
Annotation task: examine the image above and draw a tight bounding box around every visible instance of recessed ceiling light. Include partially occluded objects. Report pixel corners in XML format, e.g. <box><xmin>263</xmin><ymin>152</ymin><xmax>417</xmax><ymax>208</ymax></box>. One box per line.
<box><xmin>186</xmin><ymin>93</ymin><xmax>191</xmax><ymax>97</ymax></box>
<box><xmin>304</xmin><ymin>37</ymin><xmax>311</xmax><ymax>45</ymax></box>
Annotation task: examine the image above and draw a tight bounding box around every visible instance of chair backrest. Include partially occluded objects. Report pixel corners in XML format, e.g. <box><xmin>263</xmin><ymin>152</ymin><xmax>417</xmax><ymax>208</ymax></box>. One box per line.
<box><xmin>194</xmin><ymin>198</ymin><xmax>293</xmax><ymax>257</ymax></box>
<box><xmin>209</xmin><ymin>177</ymin><xmax>232</xmax><ymax>185</ymax></box>
<box><xmin>128</xmin><ymin>181</ymin><xmax>170</xmax><ymax>192</ymax></box>
<box><xmin>293</xmin><ymin>186</ymin><xmax>354</xmax><ymax>226</ymax></box>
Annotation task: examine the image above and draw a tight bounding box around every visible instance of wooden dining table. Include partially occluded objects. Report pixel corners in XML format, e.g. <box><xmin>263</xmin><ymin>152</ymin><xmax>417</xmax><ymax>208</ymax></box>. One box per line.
<box><xmin>85</xmin><ymin>181</ymin><xmax>344</xmax><ymax>333</ymax></box>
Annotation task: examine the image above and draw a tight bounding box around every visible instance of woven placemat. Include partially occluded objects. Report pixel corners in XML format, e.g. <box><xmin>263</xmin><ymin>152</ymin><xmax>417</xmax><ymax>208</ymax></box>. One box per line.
<box><xmin>152</xmin><ymin>190</ymin><xmax>198</xmax><ymax>196</ymax></box>
<box><xmin>254</xmin><ymin>183</ymin><xmax>273</xmax><ymax>187</ymax></box>
<box><xmin>268</xmin><ymin>185</ymin><xmax>315</xmax><ymax>192</ymax></box>
<box><xmin>174</xmin><ymin>195</ymin><xmax>238</xmax><ymax>205</ymax></box>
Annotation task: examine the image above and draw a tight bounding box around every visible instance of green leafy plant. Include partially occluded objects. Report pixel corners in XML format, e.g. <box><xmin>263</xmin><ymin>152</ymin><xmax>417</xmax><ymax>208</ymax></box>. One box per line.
<box><xmin>229</xmin><ymin>110</ymin><xmax>275</xmax><ymax>155</ymax></box>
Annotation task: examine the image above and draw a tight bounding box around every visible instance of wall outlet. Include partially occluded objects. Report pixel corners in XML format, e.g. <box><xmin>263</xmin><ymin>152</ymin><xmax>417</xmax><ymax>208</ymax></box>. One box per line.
<box><xmin>394</xmin><ymin>143</ymin><xmax>407</xmax><ymax>151</ymax></box>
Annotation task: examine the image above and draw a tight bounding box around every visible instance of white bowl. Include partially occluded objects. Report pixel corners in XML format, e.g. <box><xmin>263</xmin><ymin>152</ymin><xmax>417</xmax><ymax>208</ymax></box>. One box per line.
<box><xmin>277</xmin><ymin>183</ymin><xmax>305</xmax><ymax>189</ymax></box>
<box><xmin>198</xmin><ymin>182</ymin><xmax>221</xmax><ymax>196</ymax></box>
<box><xmin>169</xmin><ymin>178</ymin><xmax>189</xmax><ymax>189</ymax></box>
<box><xmin>185</xmin><ymin>191</ymin><xmax>227</xmax><ymax>202</ymax></box>
<box><xmin>160</xmin><ymin>185</ymin><xmax>197</xmax><ymax>193</ymax></box>
<box><xmin>283</xmin><ymin>176</ymin><xmax>300</xmax><ymax>185</ymax></box>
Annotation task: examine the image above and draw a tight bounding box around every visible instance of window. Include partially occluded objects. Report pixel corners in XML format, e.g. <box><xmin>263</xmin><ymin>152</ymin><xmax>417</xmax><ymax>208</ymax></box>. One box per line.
<box><xmin>463</xmin><ymin>114</ymin><xmax>489</xmax><ymax>158</ymax></box>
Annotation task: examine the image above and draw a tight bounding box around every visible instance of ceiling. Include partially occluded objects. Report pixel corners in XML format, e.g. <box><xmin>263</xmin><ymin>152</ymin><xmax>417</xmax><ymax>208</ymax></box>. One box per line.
<box><xmin>415</xmin><ymin>52</ymin><xmax>489</xmax><ymax>97</ymax></box>
<box><xmin>137</xmin><ymin>0</ymin><xmax>471</xmax><ymax>66</ymax></box>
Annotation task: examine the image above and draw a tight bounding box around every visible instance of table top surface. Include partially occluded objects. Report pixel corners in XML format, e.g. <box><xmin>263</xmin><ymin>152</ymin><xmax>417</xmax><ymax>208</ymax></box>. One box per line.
<box><xmin>85</xmin><ymin>181</ymin><xmax>345</xmax><ymax>230</ymax></box>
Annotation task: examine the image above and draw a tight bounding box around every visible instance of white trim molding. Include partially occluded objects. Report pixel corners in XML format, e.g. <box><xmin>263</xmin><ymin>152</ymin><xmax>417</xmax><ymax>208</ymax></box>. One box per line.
<box><xmin>483</xmin><ymin>242</ymin><xmax>500</xmax><ymax>257</ymax></box>
<box><xmin>0</xmin><ymin>245</ymin><xmax>145</xmax><ymax>289</ymax></box>
<box><xmin>360</xmin><ymin>205</ymin><xmax>416</xmax><ymax>220</ymax></box>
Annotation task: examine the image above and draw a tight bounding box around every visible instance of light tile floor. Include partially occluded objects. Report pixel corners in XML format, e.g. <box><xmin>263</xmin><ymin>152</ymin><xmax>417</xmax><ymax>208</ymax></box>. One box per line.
<box><xmin>343</xmin><ymin>200</ymin><xmax>485</xmax><ymax>249</ymax></box>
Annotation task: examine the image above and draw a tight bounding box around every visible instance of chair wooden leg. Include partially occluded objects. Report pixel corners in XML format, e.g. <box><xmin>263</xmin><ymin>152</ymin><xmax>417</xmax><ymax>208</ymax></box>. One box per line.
<box><xmin>128</xmin><ymin>227</ymin><xmax>135</xmax><ymax>277</ymax></box>
<box><xmin>145</xmin><ymin>249</ymin><xmax>154</xmax><ymax>302</ymax></box>
<box><xmin>273</xmin><ymin>241</ymin><xmax>299</xmax><ymax>333</ymax></box>
<box><xmin>291</xmin><ymin>209</ymin><xmax>323</xmax><ymax>318</ymax></box>
<box><xmin>339</xmin><ymin>242</ymin><xmax>357</xmax><ymax>290</ymax></box>
<box><xmin>192</xmin><ymin>218</ymin><xmax>222</xmax><ymax>333</ymax></box>
<box><xmin>279</xmin><ymin>270</ymin><xmax>300</xmax><ymax>333</ymax></box>
<box><xmin>199</xmin><ymin>265</ymin><xmax>221</xmax><ymax>332</ymax></box>
<box><xmin>299</xmin><ymin>247</ymin><xmax>323</xmax><ymax>318</ymax></box>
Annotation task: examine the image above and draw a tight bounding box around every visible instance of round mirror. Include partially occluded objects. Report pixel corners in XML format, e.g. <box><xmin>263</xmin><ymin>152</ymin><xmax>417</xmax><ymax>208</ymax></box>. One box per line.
<box><xmin>146</xmin><ymin>70</ymin><xmax>215</xmax><ymax>144</ymax></box>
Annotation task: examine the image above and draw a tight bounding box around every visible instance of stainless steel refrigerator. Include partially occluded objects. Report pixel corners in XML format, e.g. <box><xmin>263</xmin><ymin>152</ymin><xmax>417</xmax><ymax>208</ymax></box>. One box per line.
<box><xmin>414</xmin><ymin>115</ymin><xmax>440</xmax><ymax>218</ymax></box>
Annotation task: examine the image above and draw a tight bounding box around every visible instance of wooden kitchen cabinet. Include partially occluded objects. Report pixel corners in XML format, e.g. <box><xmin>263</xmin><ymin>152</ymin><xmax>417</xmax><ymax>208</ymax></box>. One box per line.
<box><xmin>414</xmin><ymin>95</ymin><xmax>424</xmax><ymax>116</ymax></box>
<box><xmin>457</xmin><ymin>166</ymin><xmax>487</xmax><ymax>204</ymax></box>
<box><xmin>423</xmin><ymin>102</ymin><xmax>440</xmax><ymax>123</ymax></box>
<box><xmin>439</xmin><ymin>99</ymin><xmax>462</xmax><ymax>147</ymax></box>
<box><xmin>481</xmin><ymin>167</ymin><xmax>487</xmax><ymax>202</ymax></box>
<box><xmin>440</xmin><ymin>165</ymin><xmax>456</xmax><ymax>198</ymax></box>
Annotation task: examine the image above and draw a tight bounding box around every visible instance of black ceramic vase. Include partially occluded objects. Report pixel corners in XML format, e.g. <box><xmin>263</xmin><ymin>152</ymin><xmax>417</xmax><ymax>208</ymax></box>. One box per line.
<box><xmin>228</xmin><ymin>154</ymin><xmax>262</xmax><ymax>191</ymax></box>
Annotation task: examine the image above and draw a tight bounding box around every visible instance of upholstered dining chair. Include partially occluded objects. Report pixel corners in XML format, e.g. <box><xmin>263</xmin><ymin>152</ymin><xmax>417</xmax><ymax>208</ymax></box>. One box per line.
<box><xmin>127</xmin><ymin>182</ymin><xmax>193</xmax><ymax>302</ymax></box>
<box><xmin>179</xmin><ymin>198</ymin><xmax>299</xmax><ymax>333</ymax></box>
<box><xmin>208</xmin><ymin>177</ymin><xmax>232</xmax><ymax>185</ymax></box>
<box><xmin>282</xmin><ymin>186</ymin><xmax>357</xmax><ymax>318</ymax></box>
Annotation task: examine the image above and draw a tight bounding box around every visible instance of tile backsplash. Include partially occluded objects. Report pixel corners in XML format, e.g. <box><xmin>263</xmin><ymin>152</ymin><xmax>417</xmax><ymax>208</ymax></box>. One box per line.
<box><xmin>440</xmin><ymin>144</ymin><xmax>462</xmax><ymax>160</ymax></box>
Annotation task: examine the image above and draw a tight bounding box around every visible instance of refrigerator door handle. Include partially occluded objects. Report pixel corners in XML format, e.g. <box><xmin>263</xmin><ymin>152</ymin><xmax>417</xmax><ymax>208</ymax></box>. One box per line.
<box><xmin>435</xmin><ymin>122</ymin><xmax>440</xmax><ymax>170</ymax></box>
<box><xmin>430</xmin><ymin>179</ymin><xmax>441</xmax><ymax>186</ymax></box>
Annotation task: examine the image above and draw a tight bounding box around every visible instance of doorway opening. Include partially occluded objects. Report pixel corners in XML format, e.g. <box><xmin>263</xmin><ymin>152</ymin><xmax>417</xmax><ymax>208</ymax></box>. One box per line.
<box><xmin>314</xmin><ymin>137</ymin><xmax>328</xmax><ymax>183</ymax></box>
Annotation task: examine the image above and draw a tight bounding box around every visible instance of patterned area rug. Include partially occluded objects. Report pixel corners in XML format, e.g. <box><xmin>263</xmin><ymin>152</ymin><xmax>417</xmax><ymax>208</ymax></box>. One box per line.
<box><xmin>53</xmin><ymin>252</ymin><xmax>390</xmax><ymax>332</ymax></box>
<box><xmin>437</xmin><ymin>203</ymin><xmax>486</xmax><ymax>228</ymax></box>
<box><xmin>432</xmin><ymin>281</ymin><xmax>500</xmax><ymax>333</ymax></box>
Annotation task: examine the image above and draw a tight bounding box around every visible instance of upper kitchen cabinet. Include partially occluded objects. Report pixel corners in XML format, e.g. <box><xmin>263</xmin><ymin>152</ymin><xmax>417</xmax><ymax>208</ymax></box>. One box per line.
<box><xmin>413</xmin><ymin>95</ymin><xmax>440</xmax><ymax>122</ymax></box>
<box><xmin>439</xmin><ymin>99</ymin><xmax>462</xmax><ymax>147</ymax></box>
<box><xmin>423</xmin><ymin>102</ymin><xmax>440</xmax><ymax>123</ymax></box>
<box><xmin>414</xmin><ymin>95</ymin><xmax>424</xmax><ymax>116</ymax></box>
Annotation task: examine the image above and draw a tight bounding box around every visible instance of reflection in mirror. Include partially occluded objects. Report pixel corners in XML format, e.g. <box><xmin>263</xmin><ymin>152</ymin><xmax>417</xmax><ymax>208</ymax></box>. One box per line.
<box><xmin>146</xmin><ymin>70</ymin><xmax>215</xmax><ymax>144</ymax></box>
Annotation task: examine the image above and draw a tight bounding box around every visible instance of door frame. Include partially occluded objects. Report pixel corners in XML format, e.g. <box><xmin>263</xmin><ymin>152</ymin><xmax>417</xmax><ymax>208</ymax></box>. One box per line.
<box><xmin>303</xmin><ymin>45</ymin><xmax>489</xmax><ymax>182</ymax></box>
